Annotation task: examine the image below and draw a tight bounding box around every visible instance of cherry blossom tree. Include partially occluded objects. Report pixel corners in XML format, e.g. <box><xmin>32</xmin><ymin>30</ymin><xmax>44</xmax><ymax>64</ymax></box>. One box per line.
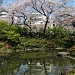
<box><xmin>23</xmin><ymin>0</ymin><xmax>68</xmax><ymax>35</ymax></box>
<box><xmin>5</xmin><ymin>2</ymin><xmax>19</xmax><ymax>25</ymax></box>
<box><xmin>1</xmin><ymin>0</ymin><xmax>75</xmax><ymax>31</ymax></box>
<box><xmin>55</xmin><ymin>6</ymin><xmax>75</xmax><ymax>30</ymax></box>
<box><xmin>18</xmin><ymin>2</ymin><xmax>34</xmax><ymax>37</ymax></box>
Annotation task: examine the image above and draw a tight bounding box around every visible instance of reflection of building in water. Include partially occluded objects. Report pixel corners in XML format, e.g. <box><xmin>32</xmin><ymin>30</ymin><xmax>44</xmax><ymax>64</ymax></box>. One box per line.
<box><xmin>0</xmin><ymin>57</ymin><xmax>74</xmax><ymax>75</ymax></box>
<box><xmin>18</xmin><ymin>64</ymin><xmax>29</xmax><ymax>74</ymax></box>
<box><xmin>24</xmin><ymin>60</ymin><xmax>74</xmax><ymax>75</ymax></box>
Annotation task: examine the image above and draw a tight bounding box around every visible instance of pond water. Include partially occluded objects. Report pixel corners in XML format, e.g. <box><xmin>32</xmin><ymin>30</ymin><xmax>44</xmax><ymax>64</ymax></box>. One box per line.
<box><xmin>0</xmin><ymin>54</ymin><xmax>75</xmax><ymax>75</ymax></box>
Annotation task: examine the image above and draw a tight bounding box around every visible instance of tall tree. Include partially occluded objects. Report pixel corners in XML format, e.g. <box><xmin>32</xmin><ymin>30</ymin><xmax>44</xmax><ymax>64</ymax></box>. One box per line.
<box><xmin>6</xmin><ymin>2</ymin><xmax>18</xmax><ymax>25</ymax></box>
<box><xmin>18</xmin><ymin>4</ymin><xmax>33</xmax><ymax>37</ymax></box>
<box><xmin>55</xmin><ymin>6</ymin><xmax>75</xmax><ymax>29</ymax></box>
<box><xmin>25</xmin><ymin>0</ymin><xmax>68</xmax><ymax>35</ymax></box>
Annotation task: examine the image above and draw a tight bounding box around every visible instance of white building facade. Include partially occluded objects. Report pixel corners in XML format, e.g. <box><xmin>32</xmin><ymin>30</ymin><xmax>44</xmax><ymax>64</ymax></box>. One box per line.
<box><xmin>0</xmin><ymin>11</ymin><xmax>56</xmax><ymax>29</ymax></box>
<box><xmin>0</xmin><ymin>11</ymin><xmax>9</xmax><ymax>22</ymax></box>
<box><xmin>0</xmin><ymin>10</ymin><xmax>21</xmax><ymax>24</ymax></box>
<box><xmin>29</xmin><ymin>13</ymin><xmax>56</xmax><ymax>29</ymax></box>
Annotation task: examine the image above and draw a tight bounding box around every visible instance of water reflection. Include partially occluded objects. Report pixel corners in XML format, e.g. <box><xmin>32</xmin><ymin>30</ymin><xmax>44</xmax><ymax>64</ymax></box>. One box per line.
<box><xmin>0</xmin><ymin>57</ymin><xmax>75</xmax><ymax>75</ymax></box>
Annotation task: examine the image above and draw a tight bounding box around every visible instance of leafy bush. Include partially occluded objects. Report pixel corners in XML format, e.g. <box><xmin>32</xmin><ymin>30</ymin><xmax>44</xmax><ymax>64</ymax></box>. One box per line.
<box><xmin>0</xmin><ymin>42</ymin><xmax>4</xmax><ymax>48</ymax></box>
<box><xmin>6</xmin><ymin>31</ymin><xmax>20</xmax><ymax>45</ymax></box>
<box><xmin>19</xmin><ymin>38</ymin><xmax>56</xmax><ymax>50</ymax></box>
<box><xmin>0</xmin><ymin>21</ymin><xmax>21</xmax><ymax>45</ymax></box>
<box><xmin>45</xmin><ymin>41</ymin><xmax>56</xmax><ymax>49</ymax></box>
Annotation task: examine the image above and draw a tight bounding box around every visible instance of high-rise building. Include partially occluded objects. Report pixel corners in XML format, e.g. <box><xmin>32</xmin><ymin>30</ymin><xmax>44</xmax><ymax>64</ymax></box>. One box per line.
<box><xmin>0</xmin><ymin>0</ymin><xmax>3</xmax><ymax>5</ymax></box>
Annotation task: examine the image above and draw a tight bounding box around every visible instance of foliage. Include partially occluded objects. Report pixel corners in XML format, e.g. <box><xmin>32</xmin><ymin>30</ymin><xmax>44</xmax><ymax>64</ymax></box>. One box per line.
<box><xmin>0</xmin><ymin>21</ymin><xmax>21</xmax><ymax>46</ymax></box>
<box><xmin>47</xmin><ymin>26</ymin><xmax>69</xmax><ymax>39</ymax></box>
<box><xmin>6</xmin><ymin>31</ymin><xmax>20</xmax><ymax>45</ymax></box>
<box><xmin>0</xmin><ymin>21</ymin><xmax>75</xmax><ymax>52</ymax></box>
<box><xmin>20</xmin><ymin>51</ymin><xmax>51</xmax><ymax>58</ymax></box>
<box><xmin>45</xmin><ymin>41</ymin><xmax>56</xmax><ymax>49</ymax></box>
<box><xmin>0</xmin><ymin>21</ymin><xmax>8</xmax><ymax>26</ymax></box>
<box><xmin>0</xmin><ymin>42</ymin><xmax>5</xmax><ymax>50</ymax></box>
<box><xmin>45</xmin><ymin>26</ymin><xmax>75</xmax><ymax>48</ymax></box>
<box><xmin>38</xmin><ymin>28</ymin><xmax>44</xmax><ymax>37</ymax></box>
<box><xmin>19</xmin><ymin>38</ymin><xmax>56</xmax><ymax>51</ymax></box>
<box><xmin>20</xmin><ymin>27</ymin><xmax>28</xmax><ymax>36</ymax></box>
<box><xmin>0</xmin><ymin>59</ymin><xmax>21</xmax><ymax>75</ymax></box>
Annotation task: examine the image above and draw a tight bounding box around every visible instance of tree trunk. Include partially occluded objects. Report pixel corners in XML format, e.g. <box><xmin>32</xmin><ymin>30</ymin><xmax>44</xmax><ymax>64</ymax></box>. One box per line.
<box><xmin>43</xmin><ymin>17</ymin><xmax>49</xmax><ymax>36</ymax></box>
<box><xmin>11</xmin><ymin>16</ymin><xmax>14</xmax><ymax>25</ymax></box>
<box><xmin>29</xmin><ymin>17</ymin><xmax>32</xmax><ymax>37</ymax></box>
<box><xmin>11</xmin><ymin>12</ymin><xmax>14</xmax><ymax>25</ymax></box>
<box><xmin>43</xmin><ymin>58</ymin><xmax>48</xmax><ymax>75</ymax></box>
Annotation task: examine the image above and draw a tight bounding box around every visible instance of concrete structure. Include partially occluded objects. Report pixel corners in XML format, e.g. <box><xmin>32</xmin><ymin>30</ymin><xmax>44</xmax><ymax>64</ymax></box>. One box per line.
<box><xmin>0</xmin><ymin>11</ymin><xmax>56</xmax><ymax>29</ymax></box>
<box><xmin>28</xmin><ymin>13</ymin><xmax>56</xmax><ymax>30</ymax></box>
<box><xmin>0</xmin><ymin>11</ymin><xmax>9</xmax><ymax>22</ymax></box>
<box><xmin>0</xmin><ymin>11</ymin><xmax>21</xmax><ymax>24</ymax></box>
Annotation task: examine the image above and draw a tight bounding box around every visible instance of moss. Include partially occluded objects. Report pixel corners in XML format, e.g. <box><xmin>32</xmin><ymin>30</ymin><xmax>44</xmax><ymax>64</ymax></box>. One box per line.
<box><xmin>19</xmin><ymin>37</ymin><xmax>56</xmax><ymax>50</ymax></box>
<box><xmin>10</xmin><ymin>51</ymin><xmax>52</xmax><ymax>59</ymax></box>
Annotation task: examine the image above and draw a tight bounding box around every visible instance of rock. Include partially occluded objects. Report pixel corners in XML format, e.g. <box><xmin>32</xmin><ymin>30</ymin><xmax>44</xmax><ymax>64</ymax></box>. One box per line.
<box><xmin>57</xmin><ymin>52</ymin><xmax>70</xmax><ymax>57</ymax></box>
<box><xmin>69</xmin><ymin>45</ymin><xmax>75</xmax><ymax>52</ymax></box>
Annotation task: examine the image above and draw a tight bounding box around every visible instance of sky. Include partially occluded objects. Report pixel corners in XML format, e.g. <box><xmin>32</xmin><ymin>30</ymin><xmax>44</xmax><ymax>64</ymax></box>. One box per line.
<box><xmin>2</xmin><ymin>0</ymin><xmax>75</xmax><ymax>6</ymax></box>
<box><xmin>3</xmin><ymin>0</ymin><xmax>17</xmax><ymax>5</ymax></box>
<box><xmin>67</xmin><ymin>0</ymin><xmax>75</xmax><ymax>6</ymax></box>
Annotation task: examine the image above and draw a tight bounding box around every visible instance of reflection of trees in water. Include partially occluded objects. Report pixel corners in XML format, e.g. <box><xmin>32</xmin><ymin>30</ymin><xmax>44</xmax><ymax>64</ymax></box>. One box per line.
<box><xmin>23</xmin><ymin>58</ymin><xmax>75</xmax><ymax>75</ymax></box>
<box><xmin>24</xmin><ymin>58</ymin><xmax>48</xmax><ymax>75</ymax></box>
<box><xmin>0</xmin><ymin>57</ymin><xmax>75</xmax><ymax>75</ymax></box>
<box><xmin>43</xmin><ymin>58</ymin><xmax>48</xmax><ymax>75</ymax></box>
<box><xmin>0</xmin><ymin>58</ymin><xmax>21</xmax><ymax>75</ymax></box>
<box><xmin>52</xmin><ymin>57</ymin><xmax>74</xmax><ymax>75</ymax></box>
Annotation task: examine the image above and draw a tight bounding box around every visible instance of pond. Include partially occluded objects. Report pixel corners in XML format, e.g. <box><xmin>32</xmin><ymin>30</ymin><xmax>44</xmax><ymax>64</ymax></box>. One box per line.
<box><xmin>0</xmin><ymin>53</ymin><xmax>75</xmax><ymax>75</ymax></box>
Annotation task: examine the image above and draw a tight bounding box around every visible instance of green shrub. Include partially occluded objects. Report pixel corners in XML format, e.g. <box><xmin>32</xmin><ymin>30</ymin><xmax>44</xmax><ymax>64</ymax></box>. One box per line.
<box><xmin>6</xmin><ymin>31</ymin><xmax>20</xmax><ymax>45</ymax></box>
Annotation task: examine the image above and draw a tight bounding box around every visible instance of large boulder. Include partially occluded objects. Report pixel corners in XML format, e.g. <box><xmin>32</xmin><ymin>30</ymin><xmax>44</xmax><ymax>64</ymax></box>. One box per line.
<box><xmin>57</xmin><ymin>52</ymin><xmax>70</xmax><ymax>57</ymax></box>
<box><xmin>69</xmin><ymin>45</ymin><xmax>75</xmax><ymax>52</ymax></box>
<box><xmin>69</xmin><ymin>46</ymin><xmax>75</xmax><ymax>56</ymax></box>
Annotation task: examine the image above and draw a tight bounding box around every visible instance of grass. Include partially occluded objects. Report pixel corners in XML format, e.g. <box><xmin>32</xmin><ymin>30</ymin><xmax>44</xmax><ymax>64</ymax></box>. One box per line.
<box><xmin>19</xmin><ymin>51</ymin><xmax>51</xmax><ymax>58</ymax></box>
<box><xmin>0</xmin><ymin>50</ymin><xmax>53</xmax><ymax>59</ymax></box>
